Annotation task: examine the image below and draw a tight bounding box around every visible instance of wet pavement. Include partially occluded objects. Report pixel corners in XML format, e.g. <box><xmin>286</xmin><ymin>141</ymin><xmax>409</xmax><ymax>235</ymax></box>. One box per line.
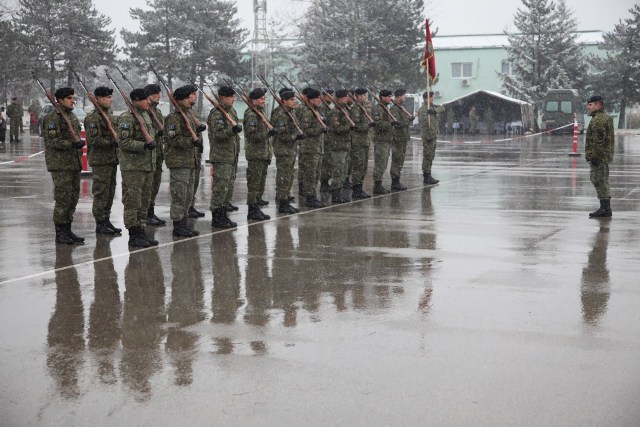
<box><xmin>1</xmin><ymin>129</ymin><xmax>639</xmax><ymax>426</ymax></box>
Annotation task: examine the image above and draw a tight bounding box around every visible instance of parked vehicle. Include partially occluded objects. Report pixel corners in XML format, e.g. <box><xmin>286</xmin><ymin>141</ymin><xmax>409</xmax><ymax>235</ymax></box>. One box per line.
<box><xmin>38</xmin><ymin>105</ymin><xmax>87</xmax><ymax>136</ymax></box>
<box><xmin>541</xmin><ymin>89</ymin><xmax>584</xmax><ymax>134</ymax></box>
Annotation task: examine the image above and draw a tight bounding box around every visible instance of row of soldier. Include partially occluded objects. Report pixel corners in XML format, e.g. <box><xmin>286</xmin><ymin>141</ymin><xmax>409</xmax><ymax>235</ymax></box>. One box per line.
<box><xmin>42</xmin><ymin>82</ymin><xmax>441</xmax><ymax>247</ymax></box>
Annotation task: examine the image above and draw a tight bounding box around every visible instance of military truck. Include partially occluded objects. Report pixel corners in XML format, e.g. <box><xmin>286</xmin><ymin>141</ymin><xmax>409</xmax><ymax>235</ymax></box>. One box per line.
<box><xmin>541</xmin><ymin>89</ymin><xmax>584</xmax><ymax>134</ymax></box>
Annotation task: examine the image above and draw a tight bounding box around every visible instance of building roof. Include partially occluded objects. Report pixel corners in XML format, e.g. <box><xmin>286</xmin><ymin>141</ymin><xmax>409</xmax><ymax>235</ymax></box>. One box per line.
<box><xmin>434</xmin><ymin>30</ymin><xmax>603</xmax><ymax>50</ymax></box>
<box><xmin>443</xmin><ymin>90</ymin><xmax>531</xmax><ymax>106</ymax></box>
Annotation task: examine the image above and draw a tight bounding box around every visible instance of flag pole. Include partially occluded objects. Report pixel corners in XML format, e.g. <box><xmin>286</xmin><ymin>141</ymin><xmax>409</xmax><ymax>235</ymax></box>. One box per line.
<box><xmin>425</xmin><ymin>18</ymin><xmax>431</xmax><ymax>126</ymax></box>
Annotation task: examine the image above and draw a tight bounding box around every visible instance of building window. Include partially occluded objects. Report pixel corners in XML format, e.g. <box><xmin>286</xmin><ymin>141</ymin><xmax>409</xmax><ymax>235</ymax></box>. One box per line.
<box><xmin>501</xmin><ymin>61</ymin><xmax>513</xmax><ymax>76</ymax></box>
<box><xmin>451</xmin><ymin>62</ymin><xmax>473</xmax><ymax>78</ymax></box>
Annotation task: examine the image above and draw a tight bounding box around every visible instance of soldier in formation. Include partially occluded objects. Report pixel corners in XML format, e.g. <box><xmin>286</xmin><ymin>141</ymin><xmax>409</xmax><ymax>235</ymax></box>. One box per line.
<box><xmin>389</xmin><ymin>88</ymin><xmax>414</xmax><ymax>191</ymax></box>
<box><xmin>6</xmin><ymin>97</ymin><xmax>23</xmax><ymax>143</ymax></box>
<box><xmin>144</xmin><ymin>83</ymin><xmax>167</xmax><ymax>227</ymax></box>
<box><xmin>348</xmin><ymin>87</ymin><xmax>374</xmax><ymax>200</ymax></box>
<box><xmin>297</xmin><ymin>88</ymin><xmax>325</xmax><ymax>208</ymax></box>
<box><xmin>419</xmin><ymin>91</ymin><xmax>441</xmax><ymax>185</ymax></box>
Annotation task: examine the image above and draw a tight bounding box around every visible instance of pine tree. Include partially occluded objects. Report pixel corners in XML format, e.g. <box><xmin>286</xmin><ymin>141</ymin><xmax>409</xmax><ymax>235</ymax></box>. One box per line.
<box><xmin>587</xmin><ymin>4</ymin><xmax>640</xmax><ymax>129</ymax></box>
<box><xmin>296</xmin><ymin>0</ymin><xmax>425</xmax><ymax>90</ymax></box>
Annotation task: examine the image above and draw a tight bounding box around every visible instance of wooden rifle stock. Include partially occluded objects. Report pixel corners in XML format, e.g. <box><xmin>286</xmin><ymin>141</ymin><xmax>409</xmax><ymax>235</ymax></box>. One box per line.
<box><xmin>149</xmin><ymin>65</ymin><xmax>198</xmax><ymax>141</ymax></box>
<box><xmin>329</xmin><ymin>73</ymin><xmax>375</xmax><ymax>123</ymax></box>
<box><xmin>104</xmin><ymin>70</ymin><xmax>154</xmax><ymax>143</ymax></box>
<box><xmin>280</xmin><ymin>75</ymin><xmax>326</xmax><ymax>129</ymax></box>
<box><xmin>114</xmin><ymin>66</ymin><xmax>164</xmax><ymax>131</ymax></box>
<box><xmin>32</xmin><ymin>73</ymin><xmax>82</xmax><ymax>142</ymax></box>
<box><xmin>257</xmin><ymin>74</ymin><xmax>304</xmax><ymax>136</ymax></box>
<box><xmin>192</xmin><ymin>76</ymin><xmax>237</xmax><ymax>127</ymax></box>
<box><xmin>224</xmin><ymin>76</ymin><xmax>274</xmax><ymax>130</ymax></box>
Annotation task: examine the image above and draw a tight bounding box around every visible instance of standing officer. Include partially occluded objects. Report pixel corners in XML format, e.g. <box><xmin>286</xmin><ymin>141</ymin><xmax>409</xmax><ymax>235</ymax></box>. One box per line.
<box><xmin>117</xmin><ymin>88</ymin><xmax>158</xmax><ymax>248</ymax></box>
<box><xmin>318</xmin><ymin>89</ymin><xmax>334</xmax><ymax>193</ymax></box>
<box><xmin>244</xmin><ymin>87</ymin><xmax>275</xmax><ymax>221</ymax></box>
<box><xmin>143</xmin><ymin>84</ymin><xmax>167</xmax><ymax>227</ymax></box>
<box><xmin>43</xmin><ymin>88</ymin><xmax>85</xmax><ymax>244</ymax></box>
<box><xmin>7</xmin><ymin>97</ymin><xmax>22</xmax><ymax>143</ymax></box>
<box><xmin>372</xmin><ymin>89</ymin><xmax>397</xmax><ymax>194</ymax></box>
<box><xmin>419</xmin><ymin>91</ymin><xmax>440</xmax><ymax>185</ymax></box>
<box><xmin>328</xmin><ymin>89</ymin><xmax>353</xmax><ymax>204</ymax></box>
<box><xmin>187</xmin><ymin>85</ymin><xmax>208</xmax><ymax>217</ymax></box>
<box><xmin>208</xmin><ymin>86</ymin><xmax>242</xmax><ymax>228</ymax></box>
<box><xmin>85</xmin><ymin>86</ymin><xmax>121</xmax><ymax>235</ymax></box>
<box><xmin>298</xmin><ymin>88</ymin><xmax>325</xmax><ymax>208</ymax></box>
<box><xmin>585</xmin><ymin>95</ymin><xmax>615</xmax><ymax>218</ymax></box>
<box><xmin>389</xmin><ymin>88</ymin><xmax>414</xmax><ymax>191</ymax></box>
<box><xmin>349</xmin><ymin>87</ymin><xmax>373</xmax><ymax>199</ymax></box>
<box><xmin>164</xmin><ymin>85</ymin><xmax>201</xmax><ymax>237</ymax></box>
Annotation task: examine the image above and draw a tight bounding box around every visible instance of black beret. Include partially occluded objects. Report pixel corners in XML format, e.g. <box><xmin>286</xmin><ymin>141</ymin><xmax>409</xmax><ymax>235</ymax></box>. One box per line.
<box><xmin>54</xmin><ymin>87</ymin><xmax>74</xmax><ymax>99</ymax></box>
<box><xmin>94</xmin><ymin>86</ymin><xmax>113</xmax><ymax>97</ymax></box>
<box><xmin>587</xmin><ymin>95</ymin><xmax>603</xmax><ymax>103</ymax></box>
<box><xmin>335</xmin><ymin>89</ymin><xmax>349</xmax><ymax>99</ymax></box>
<box><xmin>379</xmin><ymin>89</ymin><xmax>392</xmax><ymax>97</ymax></box>
<box><xmin>394</xmin><ymin>88</ymin><xmax>407</xmax><ymax>97</ymax></box>
<box><xmin>280</xmin><ymin>91</ymin><xmax>295</xmax><ymax>101</ymax></box>
<box><xmin>322</xmin><ymin>89</ymin><xmax>334</xmax><ymax>95</ymax></box>
<box><xmin>278</xmin><ymin>87</ymin><xmax>292</xmax><ymax>97</ymax></box>
<box><xmin>423</xmin><ymin>91</ymin><xmax>434</xmax><ymax>99</ymax></box>
<box><xmin>173</xmin><ymin>85</ymin><xmax>193</xmax><ymax>101</ymax></box>
<box><xmin>354</xmin><ymin>87</ymin><xmax>367</xmax><ymax>95</ymax></box>
<box><xmin>11</xmin><ymin>97</ymin><xmax>17</xmax><ymax>101</ymax></box>
<box><xmin>301</xmin><ymin>87</ymin><xmax>312</xmax><ymax>96</ymax></box>
<box><xmin>218</xmin><ymin>86</ymin><xmax>235</xmax><ymax>97</ymax></box>
<box><xmin>130</xmin><ymin>88</ymin><xmax>150</xmax><ymax>101</ymax></box>
<box><xmin>187</xmin><ymin>85</ymin><xmax>198</xmax><ymax>94</ymax></box>
<box><xmin>144</xmin><ymin>84</ymin><xmax>161</xmax><ymax>95</ymax></box>
<box><xmin>249</xmin><ymin>88</ymin><xmax>266</xmax><ymax>99</ymax></box>
<box><xmin>306</xmin><ymin>89</ymin><xmax>320</xmax><ymax>100</ymax></box>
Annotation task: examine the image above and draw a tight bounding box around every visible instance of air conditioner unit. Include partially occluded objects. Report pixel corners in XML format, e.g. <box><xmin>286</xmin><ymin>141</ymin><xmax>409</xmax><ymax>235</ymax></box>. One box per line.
<box><xmin>434</xmin><ymin>91</ymin><xmax>442</xmax><ymax>98</ymax></box>
<box><xmin>461</xmin><ymin>79</ymin><xmax>470</xmax><ymax>86</ymax></box>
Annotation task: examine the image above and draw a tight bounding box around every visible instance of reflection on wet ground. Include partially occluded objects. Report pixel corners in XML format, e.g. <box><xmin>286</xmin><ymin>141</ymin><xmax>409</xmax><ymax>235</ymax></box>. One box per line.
<box><xmin>1</xmin><ymin>132</ymin><xmax>640</xmax><ymax>425</ymax></box>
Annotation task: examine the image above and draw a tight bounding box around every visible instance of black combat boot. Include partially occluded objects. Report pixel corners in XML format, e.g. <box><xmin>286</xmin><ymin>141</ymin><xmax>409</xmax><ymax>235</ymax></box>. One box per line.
<box><xmin>391</xmin><ymin>178</ymin><xmax>407</xmax><ymax>191</ymax></box>
<box><xmin>186</xmin><ymin>218</ymin><xmax>200</xmax><ymax>235</ymax></box>
<box><xmin>373</xmin><ymin>181</ymin><xmax>390</xmax><ymax>195</ymax></box>
<box><xmin>211</xmin><ymin>208</ymin><xmax>235</xmax><ymax>228</ymax></box>
<box><xmin>105</xmin><ymin>219</ymin><xmax>122</xmax><ymax>233</ymax></box>
<box><xmin>189</xmin><ymin>206</ymin><xmax>206</xmax><ymax>218</ymax></box>
<box><xmin>258</xmin><ymin>198</ymin><xmax>269</xmax><ymax>206</ymax></box>
<box><xmin>96</xmin><ymin>220</ymin><xmax>116</xmax><ymax>235</ymax></box>
<box><xmin>320</xmin><ymin>180</ymin><xmax>331</xmax><ymax>193</ymax></box>
<box><xmin>128</xmin><ymin>226</ymin><xmax>150</xmax><ymax>248</ymax></box>
<box><xmin>248</xmin><ymin>204</ymin><xmax>268</xmax><ymax>221</ymax></box>
<box><xmin>225</xmin><ymin>203</ymin><xmax>239</xmax><ymax>212</ymax></box>
<box><xmin>173</xmin><ymin>219</ymin><xmax>194</xmax><ymax>237</ymax></box>
<box><xmin>331</xmin><ymin>189</ymin><xmax>348</xmax><ymax>204</ymax></box>
<box><xmin>342</xmin><ymin>178</ymin><xmax>353</xmax><ymax>189</ymax></box>
<box><xmin>423</xmin><ymin>173</ymin><xmax>439</xmax><ymax>185</ymax></box>
<box><xmin>142</xmin><ymin>227</ymin><xmax>159</xmax><ymax>246</ymax></box>
<box><xmin>278</xmin><ymin>200</ymin><xmax>300</xmax><ymax>214</ymax></box>
<box><xmin>352</xmin><ymin>184</ymin><xmax>371</xmax><ymax>200</ymax></box>
<box><xmin>589</xmin><ymin>198</ymin><xmax>612</xmax><ymax>218</ymax></box>
<box><xmin>55</xmin><ymin>224</ymin><xmax>74</xmax><ymax>245</ymax></box>
<box><xmin>305</xmin><ymin>195</ymin><xmax>325</xmax><ymax>208</ymax></box>
<box><xmin>65</xmin><ymin>223</ymin><xmax>85</xmax><ymax>243</ymax></box>
<box><xmin>146</xmin><ymin>207</ymin><xmax>161</xmax><ymax>226</ymax></box>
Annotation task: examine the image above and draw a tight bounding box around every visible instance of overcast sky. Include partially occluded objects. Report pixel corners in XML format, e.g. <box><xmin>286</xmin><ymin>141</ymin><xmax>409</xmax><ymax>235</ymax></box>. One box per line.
<box><xmin>97</xmin><ymin>0</ymin><xmax>636</xmax><ymax>45</ymax></box>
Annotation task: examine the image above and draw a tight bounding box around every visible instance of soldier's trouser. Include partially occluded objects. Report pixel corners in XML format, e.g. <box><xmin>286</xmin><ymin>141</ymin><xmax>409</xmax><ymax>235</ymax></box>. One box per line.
<box><xmin>590</xmin><ymin>162</ymin><xmax>610</xmax><ymax>199</ymax></box>
<box><xmin>345</xmin><ymin>149</ymin><xmax>352</xmax><ymax>180</ymax></box>
<box><xmin>9</xmin><ymin>118</ymin><xmax>19</xmax><ymax>141</ymax></box>
<box><xmin>373</xmin><ymin>140</ymin><xmax>391</xmax><ymax>181</ymax></box>
<box><xmin>149</xmin><ymin>155</ymin><xmax>163</xmax><ymax>208</ymax></box>
<box><xmin>209</xmin><ymin>162</ymin><xmax>234</xmax><ymax>210</ymax></box>
<box><xmin>121</xmin><ymin>170</ymin><xmax>153</xmax><ymax>229</ymax></box>
<box><xmin>191</xmin><ymin>153</ymin><xmax>202</xmax><ymax>207</ymax></box>
<box><xmin>422</xmin><ymin>139</ymin><xmax>437</xmax><ymax>173</ymax></box>
<box><xmin>299</xmin><ymin>152</ymin><xmax>321</xmax><ymax>196</ymax></box>
<box><xmin>246</xmin><ymin>159</ymin><xmax>269</xmax><ymax>205</ymax></box>
<box><xmin>275</xmin><ymin>154</ymin><xmax>295</xmax><ymax>202</ymax></box>
<box><xmin>330</xmin><ymin>150</ymin><xmax>348</xmax><ymax>190</ymax></box>
<box><xmin>350</xmin><ymin>144</ymin><xmax>369</xmax><ymax>186</ymax></box>
<box><xmin>319</xmin><ymin>146</ymin><xmax>332</xmax><ymax>182</ymax></box>
<box><xmin>92</xmin><ymin>165</ymin><xmax>118</xmax><ymax>221</ymax></box>
<box><xmin>169</xmin><ymin>167</ymin><xmax>195</xmax><ymax>221</ymax></box>
<box><xmin>226</xmin><ymin>151</ymin><xmax>239</xmax><ymax>205</ymax></box>
<box><xmin>51</xmin><ymin>171</ymin><xmax>80</xmax><ymax>224</ymax></box>
<box><xmin>390</xmin><ymin>137</ymin><xmax>409</xmax><ymax>179</ymax></box>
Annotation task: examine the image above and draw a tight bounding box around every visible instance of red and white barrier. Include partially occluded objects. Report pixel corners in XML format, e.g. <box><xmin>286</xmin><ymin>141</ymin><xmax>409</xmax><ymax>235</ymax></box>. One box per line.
<box><xmin>568</xmin><ymin>113</ymin><xmax>581</xmax><ymax>157</ymax></box>
<box><xmin>80</xmin><ymin>130</ymin><xmax>92</xmax><ymax>176</ymax></box>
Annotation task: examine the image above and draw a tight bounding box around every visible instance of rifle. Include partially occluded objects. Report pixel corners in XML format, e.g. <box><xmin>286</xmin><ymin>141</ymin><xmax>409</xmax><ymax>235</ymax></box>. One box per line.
<box><xmin>114</xmin><ymin>65</ymin><xmax>164</xmax><ymax>131</ymax></box>
<box><xmin>368</xmin><ymin>80</ymin><xmax>413</xmax><ymax>119</ymax></box>
<box><xmin>358</xmin><ymin>78</ymin><xmax>398</xmax><ymax>123</ymax></box>
<box><xmin>316</xmin><ymin>76</ymin><xmax>355</xmax><ymax>127</ymax></box>
<box><xmin>280</xmin><ymin>75</ymin><xmax>326</xmax><ymax>130</ymax></box>
<box><xmin>32</xmin><ymin>72</ymin><xmax>82</xmax><ymax>144</ymax></box>
<box><xmin>308</xmin><ymin>77</ymin><xmax>333</xmax><ymax>110</ymax></box>
<box><xmin>69</xmin><ymin>66</ymin><xmax>119</xmax><ymax>144</ymax></box>
<box><xmin>257</xmin><ymin>74</ymin><xmax>304</xmax><ymax>137</ymax></box>
<box><xmin>191</xmin><ymin>76</ymin><xmax>238</xmax><ymax>127</ymax></box>
<box><xmin>329</xmin><ymin>72</ymin><xmax>375</xmax><ymax>124</ymax></box>
<box><xmin>149</xmin><ymin>65</ymin><xmax>198</xmax><ymax>141</ymax></box>
<box><xmin>224</xmin><ymin>76</ymin><xmax>274</xmax><ymax>131</ymax></box>
<box><xmin>104</xmin><ymin>69</ymin><xmax>154</xmax><ymax>144</ymax></box>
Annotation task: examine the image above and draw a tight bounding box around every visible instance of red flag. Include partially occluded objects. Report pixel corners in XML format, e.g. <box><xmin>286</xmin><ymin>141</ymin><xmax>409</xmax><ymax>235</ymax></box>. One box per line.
<box><xmin>422</xmin><ymin>18</ymin><xmax>436</xmax><ymax>80</ymax></box>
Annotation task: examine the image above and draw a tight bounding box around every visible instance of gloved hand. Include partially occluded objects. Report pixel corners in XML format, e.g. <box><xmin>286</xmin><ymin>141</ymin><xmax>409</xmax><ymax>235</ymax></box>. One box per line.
<box><xmin>72</xmin><ymin>139</ymin><xmax>85</xmax><ymax>149</ymax></box>
<box><xmin>350</xmin><ymin>125</ymin><xmax>356</xmax><ymax>131</ymax></box>
<box><xmin>232</xmin><ymin>124</ymin><xmax>243</xmax><ymax>134</ymax></box>
<box><xmin>196</xmin><ymin>124</ymin><xmax>206</xmax><ymax>133</ymax></box>
<box><xmin>110</xmin><ymin>140</ymin><xmax>118</xmax><ymax>147</ymax></box>
<box><xmin>321</xmin><ymin>128</ymin><xmax>328</xmax><ymax>134</ymax></box>
<box><xmin>144</xmin><ymin>140</ymin><xmax>157</xmax><ymax>150</ymax></box>
<box><xmin>409</xmin><ymin>115</ymin><xmax>416</xmax><ymax>121</ymax></box>
<box><xmin>296</xmin><ymin>133</ymin><xmax>306</xmax><ymax>140</ymax></box>
<box><xmin>369</xmin><ymin>122</ymin><xmax>377</xmax><ymax>128</ymax></box>
<box><xmin>268</xmin><ymin>128</ymin><xmax>278</xmax><ymax>137</ymax></box>
<box><xmin>590</xmin><ymin>159</ymin><xmax>600</xmax><ymax>166</ymax></box>
<box><xmin>157</xmin><ymin>130</ymin><xmax>164</xmax><ymax>137</ymax></box>
<box><xmin>191</xmin><ymin>138</ymin><xmax>202</xmax><ymax>147</ymax></box>
<box><xmin>427</xmin><ymin>108</ymin><xmax>438</xmax><ymax>115</ymax></box>
<box><xmin>391</xmin><ymin>121</ymin><xmax>400</xmax><ymax>128</ymax></box>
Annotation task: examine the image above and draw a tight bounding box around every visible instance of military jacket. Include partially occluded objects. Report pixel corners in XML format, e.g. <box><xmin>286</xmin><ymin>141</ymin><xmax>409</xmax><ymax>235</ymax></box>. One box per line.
<box><xmin>390</xmin><ymin>103</ymin><xmax>412</xmax><ymax>142</ymax></box>
<box><xmin>243</xmin><ymin>106</ymin><xmax>271</xmax><ymax>161</ymax></box>
<box><xmin>43</xmin><ymin>106</ymin><xmax>82</xmax><ymax>172</ymax></box>
<box><xmin>117</xmin><ymin>108</ymin><xmax>156</xmax><ymax>172</ymax></box>
<box><xmin>372</xmin><ymin>103</ymin><xmax>394</xmax><ymax>142</ymax></box>
<box><xmin>164</xmin><ymin>105</ymin><xmax>199</xmax><ymax>169</ymax></box>
<box><xmin>6</xmin><ymin>102</ymin><xmax>22</xmax><ymax>119</ymax></box>
<box><xmin>327</xmin><ymin>105</ymin><xmax>352</xmax><ymax>152</ymax></box>
<box><xmin>207</xmin><ymin>104</ymin><xmax>239</xmax><ymax>164</ymax></box>
<box><xmin>271</xmin><ymin>105</ymin><xmax>298</xmax><ymax>157</ymax></box>
<box><xmin>85</xmin><ymin>107</ymin><xmax>118</xmax><ymax>166</ymax></box>
<box><xmin>150</xmin><ymin>103</ymin><xmax>165</xmax><ymax>157</ymax></box>
<box><xmin>298</xmin><ymin>105</ymin><xmax>323</xmax><ymax>155</ymax></box>
<box><xmin>419</xmin><ymin>104</ymin><xmax>441</xmax><ymax>142</ymax></box>
<box><xmin>585</xmin><ymin>109</ymin><xmax>615</xmax><ymax>164</ymax></box>
<box><xmin>350</xmin><ymin>102</ymin><xmax>371</xmax><ymax>147</ymax></box>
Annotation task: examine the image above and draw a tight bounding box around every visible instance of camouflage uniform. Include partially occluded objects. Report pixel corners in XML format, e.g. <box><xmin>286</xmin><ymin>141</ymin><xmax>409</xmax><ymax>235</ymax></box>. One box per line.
<box><xmin>6</xmin><ymin>100</ymin><xmax>22</xmax><ymax>142</ymax></box>
<box><xmin>164</xmin><ymin>106</ymin><xmax>199</xmax><ymax>220</ymax></box>
<box><xmin>349</xmin><ymin>101</ymin><xmax>371</xmax><ymax>186</ymax></box>
<box><xmin>244</xmin><ymin>106</ymin><xmax>272</xmax><ymax>205</ymax></box>
<box><xmin>317</xmin><ymin>102</ymin><xmax>332</xmax><ymax>184</ymax></box>
<box><xmin>419</xmin><ymin>104</ymin><xmax>441</xmax><ymax>174</ymax></box>
<box><xmin>207</xmin><ymin>104</ymin><xmax>240</xmax><ymax>210</ymax></box>
<box><xmin>297</xmin><ymin>105</ymin><xmax>323</xmax><ymax>197</ymax></box>
<box><xmin>85</xmin><ymin>107</ymin><xmax>118</xmax><ymax>223</ymax></box>
<box><xmin>390</xmin><ymin>103</ymin><xmax>411</xmax><ymax>181</ymax></box>
<box><xmin>372</xmin><ymin>103</ymin><xmax>394</xmax><ymax>181</ymax></box>
<box><xmin>585</xmin><ymin>108</ymin><xmax>615</xmax><ymax>200</ymax></box>
<box><xmin>190</xmin><ymin>107</ymin><xmax>205</xmax><ymax>210</ymax></box>
<box><xmin>271</xmin><ymin>105</ymin><xmax>298</xmax><ymax>203</ymax></box>
<box><xmin>117</xmin><ymin>108</ymin><xmax>157</xmax><ymax>229</ymax></box>
<box><xmin>44</xmin><ymin>106</ymin><xmax>82</xmax><ymax>225</ymax></box>
<box><xmin>328</xmin><ymin>107</ymin><xmax>352</xmax><ymax>190</ymax></box>
<box><xmin>148</xmin><ymin>103</ymin><xmax>164</xmax><ymax>212</ymax></box>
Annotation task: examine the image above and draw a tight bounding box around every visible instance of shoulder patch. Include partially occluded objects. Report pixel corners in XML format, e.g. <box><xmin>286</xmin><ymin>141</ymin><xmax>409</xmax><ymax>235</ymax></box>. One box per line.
<box><xmin>47</xmin><ymin>122</ymin><xmax>57</xmax><ymax>129</ymax></box>
<box><xmin>88</xmin><ymin>122</ymin><xmax>97</xmax><ymax>129</ymax></box>
<box><xmin>168</xmin><ymin>124</ymin><xmax>176</xmax><ymax>130</ymax></box>
<box><xmin>120</xmin><ymin>123</ymin><xmax>131</xmax><ymax>129</ymax></box>
<box><xmin>249</xmin><ymin>121</ymin><xmax>257</xmax><ymax>126</ymax></box>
